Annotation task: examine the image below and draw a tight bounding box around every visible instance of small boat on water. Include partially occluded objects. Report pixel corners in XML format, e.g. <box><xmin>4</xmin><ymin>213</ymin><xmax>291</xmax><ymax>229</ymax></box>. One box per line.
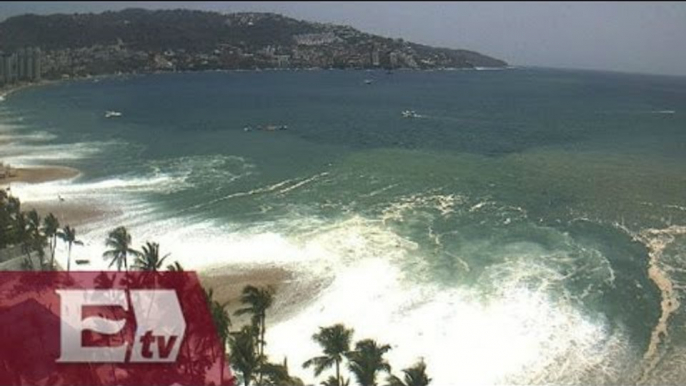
<box><xmin>401</xmin><ymin>110</ymin><xmax>420</xmax><ymax>118</ymax></box>
<box><xmin>364</xmin><ymin>79</ymin><xmax>374</xmax><ymax>85</ymax></box>
<box><xmin>105</xmin><ymin>110</ymin><xmax>123</xmax><ymax>118</ymax></box>
<box><xmin>244</xmin><ymin>124</ymin><xmax>288</xmax><ymax>132</ymax></box>
<box><xmin>261</xmin><ymin>124</ymin><xmax>288</xmax><ymax>131</ymax></box>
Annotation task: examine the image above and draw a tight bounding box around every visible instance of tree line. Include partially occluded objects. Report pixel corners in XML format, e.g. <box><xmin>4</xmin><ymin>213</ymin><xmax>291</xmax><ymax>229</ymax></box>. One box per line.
<box><xmin>0</xmin><ymin>191</ymin><xmax>431</xmax><ymax>386</ymax></box>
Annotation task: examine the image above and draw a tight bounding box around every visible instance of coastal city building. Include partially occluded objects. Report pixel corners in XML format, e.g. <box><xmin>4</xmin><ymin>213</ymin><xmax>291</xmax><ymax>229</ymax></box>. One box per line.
<box><xmin>371</xmin><ymin>49</ymin><xmax>381</xmax><ymax>67</ymax></box>
<box><xmin>0</xmin><ymin>47</ymin><xmax>42</xmax><ymax>86</ymax></box>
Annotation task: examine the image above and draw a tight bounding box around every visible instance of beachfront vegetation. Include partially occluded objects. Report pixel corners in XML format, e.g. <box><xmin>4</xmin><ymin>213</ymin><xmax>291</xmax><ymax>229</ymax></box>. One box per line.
<box><xmin>303</xmin><ymin>324</ymin><xmax>355</xmax><ymax>386</ymax></box>
<box><xmin>1</xmin><ymin>190</ymin><xmax>59</xmax><ymax>270</ymax></box>
<box><xmin>57</xmin><ymin>225</ymin><xmax>83</xmax><ymax>271</ymax></box>
<box><xmin>229</xmin><ymin>325</ymin><xmax>263</xmax><ymax>386</ymax></box>
<box><xmin>236</xmin><ymin>285</ymin><xmax>276</xmax><ymax>362</ymax></box>
<box><xmin>132</xmin><ymin>241</ymin><xmax>169</xmax><ymax>271</ymax></box>
<box><xmin>386</xmin><ymin>360</ymin><xmax>431</xmax><ymax>386</ymax></box>
<box><xmin>43</xmin><ymin>212</ymin><xmax>60</xmax><ymax>268</ymax></box>
<box><xmin>205</xmin><ymin>287</ymin><xmax>232</xmax><ymax>347</ymax></box>
<box><xmin>25</xmin><ymin>209</ymin><xmax>47</xmax><ymax>268</ymax></box>
<box><xmin>103</xmin><ymin>226</ymin><xmax>136</xmax><ymax>271</ymax></box>
<box><xmin>347</xmin><ymin>339</ymin><xmax>393</xmax><ymax>386</ymax></box>
<box><xmin>0</xmin><ymin>192</ymin><xmax>432</xmax><ymax>386</ymax></box>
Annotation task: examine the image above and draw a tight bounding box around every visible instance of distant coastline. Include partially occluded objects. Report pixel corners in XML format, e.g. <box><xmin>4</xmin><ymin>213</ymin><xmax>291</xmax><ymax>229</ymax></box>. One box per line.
<box><xmin>1</xmin><ymin>64</ymin><xmax>516</xmax><ymax>103</ymax></box>
<box><xmin>0</xmin><ymin>9</ymin><xmax>506</xmax><ymax>80</ymax></box>
<box><xmin>0</xmin><ymin>79</ymin><xmax>53</xmax><ymax>100</ymax></box>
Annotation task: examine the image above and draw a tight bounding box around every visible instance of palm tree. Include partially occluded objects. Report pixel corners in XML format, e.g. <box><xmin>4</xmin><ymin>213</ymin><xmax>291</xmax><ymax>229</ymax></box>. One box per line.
<box><xmin>261</xmin><ymin>359</ymin><xmax>305</xmax><ymax>386</ymax></box>
<box><xmin>386</xmin><ymin>360</ymin><xmax>431</xmax><ymax>386</ymax></box>
<box><xmin>204</xmin><ymin>287</ymin><xmax>231</xmax><ymax>347</ymax></box>
<box><xmin>167</xmin><ymin>261</ymin><xmax>184</xmax><ymax>271</ymax></box>
<box><xmin>42</xmin><ymin>213</ymin><xmax>60</xmax><ymax>269</ymax></box>
<box><xmin>26</xmin><ymin>209</ymin><xmax>41</xmax><ymax>238</ymax></box>
<box><xmin>15</xmin><ymin>212</ymin><xmax>33</xmax><ymax>264</ymax></box>
<box><xmin>13</xmin><ymin>211</ymin><xmax>45</xmax><ymax>270</ymax></box>
<box><xmin>102</xmin><ymin>226</ymin><xmax>137</xmax><ymax>271</ymax></box>
<box><xmin>235</xmin><ymin>285</ymin><xmax>275</xmax><ymax>385</ymax></box>
<box><xmin>347</xmin><ymin>339</ymin><xmax>392</xmax><ymax>386</ymax></box>
<box><xmin>323</xmin><ymin>376</ymin><xmax>350</xmax><ymax>386</ymax></box>
<box><xmin>229</xmin><ymin>325</ymin><xmax>261</xmax><ymax>386</ymax></box>
<box><xmin>57</xmin><ymin>225</ymin><xmax>83</xmax><ymax>272</ymax></box>
<box><xmin>6</xmin><ymin>195</ymin><xmax>20</xmax><ymax>216</ymax></box>
<box><xmin>26</xmin><ymin>210</ymin><xmax>47</xmax><ymax>270</ymax></box>
<box><xmin>303</xmin><ymin>324</ymin><xmax>355</xmax><ymax>386</ymax></box>
<box><xmin>0</xmin><ymin>192</ymin><xmax>21</xmax><ymax>248</ymax></box>
<box><xmin>30</xmin><ymin>230</ymin><xmax>48</xmax><ymax>270</ymax></box>
<box><xmin>133</xmin><ymin>242</ymin><xmax>169</xmax><ymax>271</ymax></box>
<box><xmin>235</xmin><ymin>285</ymin><xmax>275</xmax><ymax>360</ymax></box>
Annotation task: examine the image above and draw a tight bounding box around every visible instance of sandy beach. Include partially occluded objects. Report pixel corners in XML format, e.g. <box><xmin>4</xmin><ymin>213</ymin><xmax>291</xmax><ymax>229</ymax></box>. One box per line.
<box><xmin>0</xmin><ymin>165</ymin><xmax>114</xmax><ymax>227</ymax></box>
<box><xmin>0</xmin><ymin>78</ymin><xmax>310</xmax><ymax>332</ymax></box>
<box><xmin>0</xmin><ymin>165</ymin><xmax>80</xmax><ymax>185</ymax></box>
<box><xmin>27</xmin><ymin>200</ymin><xmax>115</xmax><ymax>228</ymax></box>
<box><xmin>1</xmin><ymin>163</ymin><xmax>302</xmax><ymax>308</ymax></box>
<box><xmin>199</xmin><ymin>265</ymin><xmax>327</xmax><ymax>325</ymax></box>
<box><xmin>1</xmin><ymin>166</ymin><xmax>304</xmax><ymax>316</ymax></box>
<box><xmin>2</xmin><ymin>164</ymin><xmax>304</xmax><ymax>311</ymax></box>
<box><xmin>0</xmin><ymin>79</ymin><xmax>57</xmax><ymax>101</ymax></box>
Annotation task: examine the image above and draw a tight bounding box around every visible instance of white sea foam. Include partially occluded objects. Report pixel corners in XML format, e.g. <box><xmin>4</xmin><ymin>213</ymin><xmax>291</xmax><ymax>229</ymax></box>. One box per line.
<box><xmin>381</xmin><ymin>193</ymin><xmax>466</xmax><ymax>222</ymax></box>
<box><xmin>24</xmin><ymin>165</ymin><xmax>637</xmax><ymax>385</ymax></box>
<box><xmin>145</xmin><ymin>154</ymin><xmax>255</xmax><ymax>187</ymax></box>
<box><xmin>2</xmin><ymin>109</ymin><xmax>641</xmax><ymax>385</ymax></box>
<box><xmin>219</xmin><ymin>210</ymin><xmax>628</xmax><ymax>385</ymax></box>
<box><xmin>70</xmin><ymin>204</ymin><xmax>629</xmax><ymax>385</ymax></box>
<box><xmin>6</xmin><ymin>126</ymin><xmax>637</xmax><ymax>385</ymax></box>
<box><xmin>267</xmin><ymin>255</ymin><xmax>633</xmax><ymax>385</ymax></box>
<box><xmin>0</xmin><ymin>131</ymin><xmax>58</xmax><ymax>143</ymax></box>
<box><xmin>9</xmin><ymin>174</ymin><xmax>181</xmax><ymax>203</ymax></box>
<box><xmin>9</xmin><ymin>152</ymin><xmax>255</xmax><ymax>204</ymax></box>
<box><xmin>0</xmin><ymin>141</ymin><xmax>112</xmax><ymax>166</ymax></box>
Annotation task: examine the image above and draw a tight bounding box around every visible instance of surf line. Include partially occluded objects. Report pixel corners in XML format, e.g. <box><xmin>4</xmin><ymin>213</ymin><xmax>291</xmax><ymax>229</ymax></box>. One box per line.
<box><xmin>173</xmin><ymin>171</ymin><xmax>330</xmax><ymax>215</ymax></box>
<box><xmin>635</xmin><ymin>225</ymin><xmax>686</xmax><ymax>381</ymax></box>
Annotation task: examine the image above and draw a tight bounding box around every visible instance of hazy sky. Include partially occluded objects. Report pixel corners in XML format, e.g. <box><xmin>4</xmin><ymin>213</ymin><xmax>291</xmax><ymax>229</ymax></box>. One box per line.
<box><xmin>1</xmin><ymin>2</ymin><xmax>685</xmax><ymax>76</ymax></box>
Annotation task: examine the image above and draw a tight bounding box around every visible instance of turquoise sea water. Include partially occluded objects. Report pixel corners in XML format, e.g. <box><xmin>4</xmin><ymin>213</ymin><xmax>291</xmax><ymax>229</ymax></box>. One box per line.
<box><xmin>2</xmin><ymin>68</ymin><xmax>686</xmax><ymax>384</ymax></box>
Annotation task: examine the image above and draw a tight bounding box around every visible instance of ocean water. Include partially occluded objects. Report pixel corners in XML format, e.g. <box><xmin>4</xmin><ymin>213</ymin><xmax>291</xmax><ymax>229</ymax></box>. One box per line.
<box><xmin>2</xmin><ymin>68</ymin><xmax>686</xmax><ymax>385</ymax></box>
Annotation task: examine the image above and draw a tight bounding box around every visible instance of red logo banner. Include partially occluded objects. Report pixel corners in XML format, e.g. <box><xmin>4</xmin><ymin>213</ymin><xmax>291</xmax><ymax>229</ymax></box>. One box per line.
<box><xmin>0</xmin><ymin>271</ymin><xmax>234</xmax><ymax>386</ymax></box>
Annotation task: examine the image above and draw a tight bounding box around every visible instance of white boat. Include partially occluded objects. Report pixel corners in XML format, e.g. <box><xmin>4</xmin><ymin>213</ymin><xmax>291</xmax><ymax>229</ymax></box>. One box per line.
<box><xmin>364</xmin><ymin>79</ymin><xmax>374</xmax><ymax>85</ymax></box>
<box><xmin>401</xmin><ymin>110</ymin><xmax>420</xmax><ymax>118</ymax></box>
<box><xmin>105</xmin><ymin>110</ymin><xmax>122</xmax><ymax>118</ymax></box>
<box><xmin>260</xmin><ymin>124</ymin><xmax>288</xmax><ymax>131</ymax></box>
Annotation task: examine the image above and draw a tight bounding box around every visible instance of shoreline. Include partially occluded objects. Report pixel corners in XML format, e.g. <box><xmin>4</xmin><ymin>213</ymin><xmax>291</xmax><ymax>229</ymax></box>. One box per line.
<box><xmin>0</xmin><ymin>64</ymin><xmax>516</xmax><ymax>103</ymax></box>
<box><xmin>0</xmin><ymin>165</ymin><xmax>81</xmax><ymax>185</ymax></box>
<box><xmin>199</xmin><ymin>265</ymin><xmax>328</xmax><ymax>326</ymax></box>
<box><xmin>0</xmin><ymin>165</ymin><xmax>108</xmax><ymax>227</ymax></box>
<box><xmin>0</xmin><ymin>79</ymin><xmax>60</xmax><ymax>101</ymax></box>
<box><xmin>0</xmin><ymin>71</ymin><xmax>315</xmax><ymax>326</ymax></box>
<box><xmin>0</xmin><ymin>161</ymin><xmax>310</xmax><ymax>318</ymax></box>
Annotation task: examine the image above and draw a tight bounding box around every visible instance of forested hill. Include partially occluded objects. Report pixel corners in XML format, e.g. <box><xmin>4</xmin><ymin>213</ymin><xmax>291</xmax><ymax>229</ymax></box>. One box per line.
<box><xmin>0</xmin><ymin>8</ymin><xmax>507</xmax><ymax>75</ymax></box>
